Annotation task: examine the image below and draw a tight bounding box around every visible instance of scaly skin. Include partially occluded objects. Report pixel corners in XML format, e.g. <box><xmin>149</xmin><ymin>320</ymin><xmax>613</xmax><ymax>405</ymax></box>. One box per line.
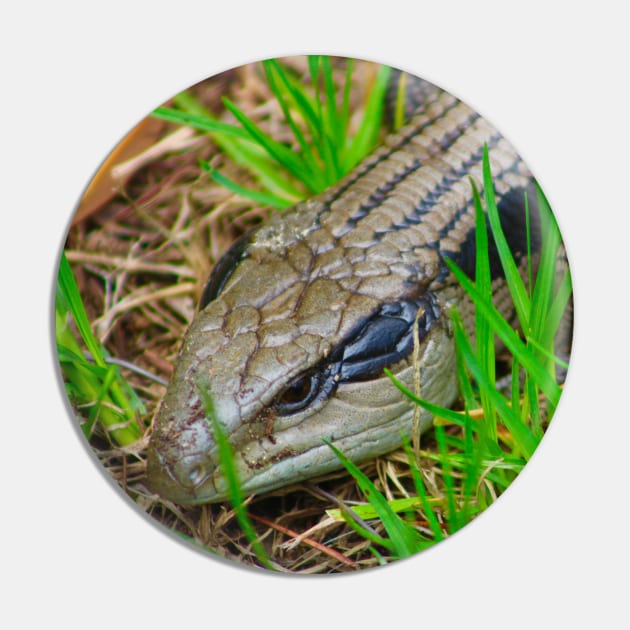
<box><xmin>146</xmin><ymin>75</ymin><xmax>540</xmax><ymax>504</ymax></box>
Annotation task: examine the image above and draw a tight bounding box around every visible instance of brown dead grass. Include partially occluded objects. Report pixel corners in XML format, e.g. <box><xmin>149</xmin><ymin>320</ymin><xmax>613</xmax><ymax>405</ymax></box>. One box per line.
<box><xmin>62</xmin><ymin>57</ymin><xmax>456</xmax><ymax>574</ymax></box>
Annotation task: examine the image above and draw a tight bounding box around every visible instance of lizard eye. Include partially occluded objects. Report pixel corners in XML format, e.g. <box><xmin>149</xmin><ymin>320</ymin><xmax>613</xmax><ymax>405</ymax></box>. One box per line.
<box><xmin>275</xmin><ymin>372</ymin><xmax>321</xmax><ymax>415</ymax></box>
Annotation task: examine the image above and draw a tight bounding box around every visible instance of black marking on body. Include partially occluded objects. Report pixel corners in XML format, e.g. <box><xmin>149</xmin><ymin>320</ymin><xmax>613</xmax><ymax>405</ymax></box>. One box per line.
<box><xmin>273</xmin><ymin>295</ymin><xmax>440</xmax><ymax>416</ymax></box>
<box><xmin>199</xmin><ymin>231</ymin><xmax>254</xmax><ymax>310</ymax></box>
<box><xmin>332</xmin><ymin>294</ymin><xmax>440</xmax><ymax>382</ymax></box>
<box><xmin>441</xmin><ymin>182</ymin><xmax>541</xmax><ymax>282</ymax></box>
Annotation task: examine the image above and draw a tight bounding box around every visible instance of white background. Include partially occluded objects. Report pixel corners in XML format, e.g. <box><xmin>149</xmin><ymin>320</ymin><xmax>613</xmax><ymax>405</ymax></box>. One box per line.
<box><xmin>2</xmin><ymin>1</ymin><xmax>628</xmax><ymax>628</ymax></box>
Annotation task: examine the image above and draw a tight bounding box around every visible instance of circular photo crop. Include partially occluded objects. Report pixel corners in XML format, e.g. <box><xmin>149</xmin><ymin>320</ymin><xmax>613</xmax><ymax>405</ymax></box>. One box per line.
<box><xmin>55</xmin><ymin>55</ymin><xmax>573</xmax><ymax>573</ymax></box>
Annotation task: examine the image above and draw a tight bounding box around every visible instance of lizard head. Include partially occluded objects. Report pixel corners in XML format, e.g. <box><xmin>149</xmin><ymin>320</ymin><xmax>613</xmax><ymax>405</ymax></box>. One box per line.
<box><xmin>146</xmin><ymin>202</ymin><xmax>457</xmax><ymax>504</ymax></box>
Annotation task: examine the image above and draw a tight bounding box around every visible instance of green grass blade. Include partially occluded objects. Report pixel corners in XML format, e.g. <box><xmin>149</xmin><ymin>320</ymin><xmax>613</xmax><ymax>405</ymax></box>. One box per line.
<box><xmin>326</xmin><ymin>495</ymin><xmax>440</xmax><ymax>522</ymax></box>
<box><xmin>301</xmin><ymin>56</ymin><xmax>341</xmax><ymax>184</ymax></box>
<box><xmin>525</xmin><ymin>336</ymin><xmax>570</xmax><ymax>371</ymax></box>
<box><xmin>57</xmin><ymin>346</ymin><xmax>105</xmax><ymax>439</ymax></box>
<box><xmin>402</xmin><ymin>439</ymin><xmax>445</xmax><ymax>541</ymax></box>
<box><xmin>526</xmin><ymin>375</ymin><xmax>543</xmax><ymax>437</ymax></box>
<box><xmin>306</xmin><ymin>56</ymin><xmax>332</xmax><ymax>176</ymax></box>
<box><xmin>450</xmin><ymin>310</ymin><xmax>539</xmax><ymax>459</ymax></box>
<box><xmin>270</xmin><ymin>56</ymin><xmax>352</xmax><ymax>185</ymax></box>
<box><xmin>420</xmin><ymin>449</ymin><xmax>526</xmax><ymax>477</ymax></box>
<box><xmin>155</xmin><ymin>57</ymin><xmax>393</xmax><ymax>204</ymax></box>
<box><xmin>321</xmin><ymin>55</ymin><xmax>340</xmax><ymax>143</ymax></box>
<box><xmin>199</xmin><ymin>161</ymin><xmax>292</xmax><ymax>209</ymax></box>
<box><xmin>152</xmin><ymin>106</ymin><xmax>251</xmax><ymax>140</ymax></box>
<box><xmin>333</xmin><ymin>510</ymin><xmax>396</xmax><ymax>551</ymax></box>
<box><xmin>172</xmin><ymin>90</ymin><xmax>211</xmax><ymax>117</ymax></box>
<box><xmin>434</xmin><ymin>424</ymin><xmax>461</xmax><ymax>533</ymax></box>
<box><xmin>262</xmin><ymin>60</ymin><xmax>326</xmax><ymax>184</ymax></box>
<box><xmin>265</xmin><ymin>58</ymin><xmax>339</xmax><ymax>186</ymax></box>
<box><xmin>445</xmin><ymin>258</ymin><xmax>562</xmax><ymax>408</ymax></box>
<box><xmin>321</xmin><ymin>56</ymin><xmax>340</xmax><ymax>143</ymax></box>
<box><xmin>460</xmin><ymin>406</ymin><xmax>483</xmax><ymax>518</ymax></box>
<box><xmin>214</xmin><ymin>418</ymin><xmax>274</xmax><ymax>570</ymax></box>
<box><xmin>57</xmin><ymin>355</ymin><xmax>142</xmax><ymax>446</ymax></box>
<box><xmin>344</xmin><ymin>64</ymin><xmax>392</xmax><ymax>170</ymax></box>
<box><xmin>325</xmin><ymin>439</ymin><xmax>422</xmax><ymax>558</ymax></box>
<box><xmin>482</xmin><ymin>146</ymin><xmax>531</xmax><ymax>329</ymax></box>
<box><xmin>56</xmin><ymin>253</ymin><xmax>142</xmax><ymax>445</ymax></box>
<box><xmin>198</xmin><ymin>385</ymin><xmax>273</xmax><ymax>570</ymax></box>
<box><xmin>544</xmin><ymin>270</ymin><xmax>573</xmax><ymax>349</ymax></box>
<box><xmin>267</xmin><ymin>58</ymin><xmax>322</xmax><ymax>144</ymax></box>
<box><xmin>384</xmin><ymin>369</ymin><xmax>471</xmax><ymax>428</ymax></box>
<box><xmin>165</xmin><ymin>92</ymin><xmax>305</xmax><ymax>200</ymax></box>
<box><xmin>453</xmin><ymin>320</ymin><xmax>495</xmax><ymax>511</ymax></box>
<box><xmin>308</xmin><ymin>55</ymin><xmax>323</xmax><ymax>122</ymax></box>
<box><xmin>471</xmin><ymin>177</ymin><xmax>497</xmax><ymax>442</ymax></box>
<box><xmin>338</xmin><ymin>59</ymin><xmax>354</xmax><ymax>149</ymax></box>
<box><xmin>511</xmin><ymin>356</ymin><xmax>522</xmax><ymax>416</ymax></box>
<box><xmin>525</xmin><ymin>191</ymin><xmax>534</xmax><ymax>294</ymax></box>
<box><xmin>368</xmin><ymin>546</ymin><xmax>388</xmax><ymax>565</ymax></box>
<box><xmin>529</xmin><ymin>185</ymin><xmax>564</xmax><ymax>351</ymax></box>
<box><xmin>217</xmin><ymin>140</ymin><xmax>305</xmax><ymax>202</ymax></box>
<box><xmin>320</xmin><ymin>56</ymin><xmax>344</xmax><ymax>180</ymax></box>
<box><xmin>222</xmin><ymin>97</ymin><xmax>321</xmax><ymax>192</ymax></box>
<box><xmin>57</xmin><ymin>252</ymin><xmax>106</xmax><ymax>368</ymax></box>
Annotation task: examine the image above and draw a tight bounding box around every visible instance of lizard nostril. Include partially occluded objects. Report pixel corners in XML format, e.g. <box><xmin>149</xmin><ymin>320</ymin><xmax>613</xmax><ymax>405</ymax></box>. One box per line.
<box><xmin>188</xmin><ymin>464</ymin><xmax>207</xmax><ymax>487</ymax></box>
